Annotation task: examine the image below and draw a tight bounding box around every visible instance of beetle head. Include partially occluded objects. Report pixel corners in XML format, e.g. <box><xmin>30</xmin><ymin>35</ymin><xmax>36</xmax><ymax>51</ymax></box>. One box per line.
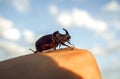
<box><xmin>62</xmin><ymin>28</ymin><xmax>71</xmax><ymax>41</ymax></box>
<box><xmin>53</xmin><ymin>28</ymin><xmax>71</xmax><ymax>44</ymax></box>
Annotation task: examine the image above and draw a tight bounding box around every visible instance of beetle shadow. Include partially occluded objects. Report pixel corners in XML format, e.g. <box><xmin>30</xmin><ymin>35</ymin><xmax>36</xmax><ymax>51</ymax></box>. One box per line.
<box><xmin>0</xmin><ymin>53</ymin><xmax>83</xmax><ymax>79</ymax></box>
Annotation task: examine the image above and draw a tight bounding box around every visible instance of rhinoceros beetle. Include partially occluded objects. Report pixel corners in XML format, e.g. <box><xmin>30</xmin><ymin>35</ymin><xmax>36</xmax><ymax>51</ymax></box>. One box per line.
<box><xmin>30</xmin><ymin>28</ymin><xmax>73</xmax><ymax>53</ymax></box>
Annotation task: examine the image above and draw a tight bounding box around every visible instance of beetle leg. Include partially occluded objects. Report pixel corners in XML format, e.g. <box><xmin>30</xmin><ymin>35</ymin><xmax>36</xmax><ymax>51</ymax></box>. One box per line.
<box><xmin>67</xmin><ymin>41</ymin><xmax>72</xmax><ymax>45</ymax></box>
<box><xmin>61</xmin><ymin>42</ymin><xmax>73</xmax><ymax>49</ymax></box>
<box><xmin>58</xmin><ymin>44</ymin><xmax>61</xmax><ymax>49</ymax></box>
<box><xmin>67</xmin><ymin>41</ymin><xmax>75</xmax><ymax>47</ymax></box>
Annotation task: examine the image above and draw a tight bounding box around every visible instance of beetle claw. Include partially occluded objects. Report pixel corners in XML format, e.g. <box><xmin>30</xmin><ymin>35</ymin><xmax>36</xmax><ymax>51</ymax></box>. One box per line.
<box><xmin>69</xmin><ymin>45</ymin><xmax>75</xmax><ymax>50</ymax></box>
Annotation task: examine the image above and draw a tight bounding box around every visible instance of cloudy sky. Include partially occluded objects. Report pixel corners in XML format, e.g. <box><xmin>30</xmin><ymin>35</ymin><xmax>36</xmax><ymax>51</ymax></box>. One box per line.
<box><xmin>0</xmin><ymin>0</ymin><xmax>120</xmax><ymax>79</ymax></box>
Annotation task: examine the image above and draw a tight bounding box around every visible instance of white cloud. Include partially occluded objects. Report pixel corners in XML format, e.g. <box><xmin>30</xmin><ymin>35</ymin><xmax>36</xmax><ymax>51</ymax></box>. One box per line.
<box><xmin>0</xmin><ymin>17</ymin><xmax>21</xmax><ymax>41</ymax></box>
<box><xmin>0</xmin><ymin>41</ymin><xmax>30</xmax><ymax>61</ymax></box>
<box><xmin>73</xmin><ymin>9</ymin><xmax>108</xmax><ymax>32</ymax></box>
<box><xmin>10</xmin><ymin>0</ymin><xmax>31</xmax><ymax>13</ymax></box>
<box><xmin>56</xmin><ymin>8</ymin><xmax>108</xmax><ymax>32</ymax></box>
<box><xmin>23</xmin><ymin>29</ymin><xmax>35</xmax><ymax>44</ymax></box>
<box><xmin>103</xmin><ymin>1</ymin><xmax>120</xmax><ymax>12</ymax></box>
<box><xmin>57</xmin><ymin>12</ymin><xmax>72</xmax><ymax>27</ymax></box>
<box><xmin>107</xmin><ymin>38</ymin><xmax>120</xmax><ymax>51</ymax></box>
<box><xmin>91</xmin><ymin>30</ymin><xmax>120</xmax><ymax>55</ymax></box>
<box><xmin>91</xmin><ymin>40</ymin><xmax>120</xmax><ymax>56</ymax></box>
<box><xmin>114</xmin><ymin>21</ymin><xmax>120</xmax><ymax>30</ymax></box>
<box><xmin>91</xmin><ymin>45</ymin><xmax>106</xmax><ymax>56</ymax></box>
<box><xmin>99</xmin><ymin>31</ymin><xmax>116</xmax><ymax>43</ymax></box>
<box><xmin>2</xmin><ymin>28</ymin><xmax>20</xmax><ymax>41</ymax></box>
<box><xmin>49</xmin><ymin>5</ymin><xmax>58</xmax><ymax>15</ymax></box>
<box><xmin>0</xmin><ymin>17</ymin><xmax>13</xmax><ymax>29</ymax></box>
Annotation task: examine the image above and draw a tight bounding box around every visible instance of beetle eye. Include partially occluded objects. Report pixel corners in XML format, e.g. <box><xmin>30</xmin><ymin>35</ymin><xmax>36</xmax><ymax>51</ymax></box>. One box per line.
<box><xmin>67</xmin><ymin>35</ymin><xmax>71</xmax><ymax>40</ymax></box>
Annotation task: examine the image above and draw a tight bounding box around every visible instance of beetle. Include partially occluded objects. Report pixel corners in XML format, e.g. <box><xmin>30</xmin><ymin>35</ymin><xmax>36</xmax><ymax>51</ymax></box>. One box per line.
<box><xmin>29</xmin><ymin>28</ymin><xmax>73</xmax><ymax>53</ymax></box>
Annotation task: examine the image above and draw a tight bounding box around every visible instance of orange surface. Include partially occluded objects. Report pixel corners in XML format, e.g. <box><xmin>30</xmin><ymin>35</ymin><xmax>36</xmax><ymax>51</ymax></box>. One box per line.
<box><xmin>0</xmin><ymin>47</ymin><xmax>102</xmax><ymax>79</ymax></box>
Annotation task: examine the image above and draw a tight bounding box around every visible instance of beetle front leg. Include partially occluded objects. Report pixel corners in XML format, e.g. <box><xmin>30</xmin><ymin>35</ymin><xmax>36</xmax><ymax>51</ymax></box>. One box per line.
<box><xmin>61</xmin><ymin>42</ymin><xmax>73</xmax><ymax>50</ymax></box>
<box><xmin>67</xmin><ymin>41</ymin><xmax>75</xmax><ymax>48</ymax></box>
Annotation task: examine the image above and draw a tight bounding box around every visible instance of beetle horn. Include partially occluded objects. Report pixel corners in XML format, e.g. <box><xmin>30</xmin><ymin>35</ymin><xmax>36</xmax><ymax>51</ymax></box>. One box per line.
<box><xmin>63</xmin><ymin>28</ymin><xmax>69</xmax><ymax>35</ymax></box>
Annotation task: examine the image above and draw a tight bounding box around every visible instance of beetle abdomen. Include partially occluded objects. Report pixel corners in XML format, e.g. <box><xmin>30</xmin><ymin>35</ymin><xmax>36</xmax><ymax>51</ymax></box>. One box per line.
<box><xmin>35</xmin><ymin>34</ymin><xmax>57</xmax><ymax>52</ymax></box>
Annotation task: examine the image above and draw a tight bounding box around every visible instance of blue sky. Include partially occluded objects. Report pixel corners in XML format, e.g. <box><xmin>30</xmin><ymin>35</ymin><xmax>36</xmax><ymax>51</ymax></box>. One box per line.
<box><xmin>0</xmin><ymin>0</ymin><xmax>120</xmax><ymax>79</ymax></box>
